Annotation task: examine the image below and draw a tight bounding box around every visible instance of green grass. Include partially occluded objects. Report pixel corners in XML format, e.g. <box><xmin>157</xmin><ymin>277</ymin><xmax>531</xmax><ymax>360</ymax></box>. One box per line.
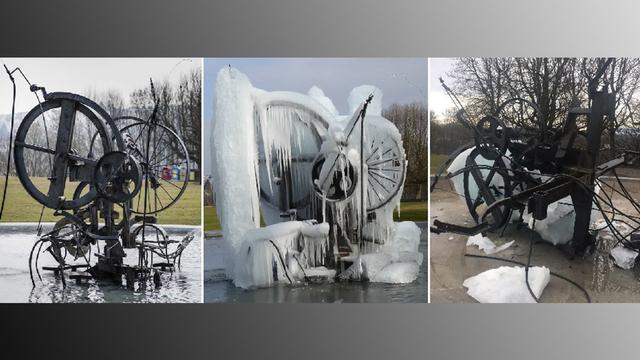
<box><xmin>156</xmin><ymin>183</ymin><xmax>201</xmax><ymax>225</ymax></box>
<box><xmin>393</xmin><ymin>201</ymin><xmax>428</xmax><ymax>222</ymax></box>
<box><xmin>204</xmin><ymin>206</ymin><xmax>220</xmax><ymax>231</ymax></box>
<box><xmin>431</xmin><ymin>153</ymin><xmax>449</xmax><ymax>174</ymax></box>
<box><xmin>204</xmin><ymin>200</ymin><xmax>427</xmax><ymax>231</ymax></box>
<box><xmin>0</xmin><ymin>176</ymin><xmax>201</xmax><ymax>225</ymax></box>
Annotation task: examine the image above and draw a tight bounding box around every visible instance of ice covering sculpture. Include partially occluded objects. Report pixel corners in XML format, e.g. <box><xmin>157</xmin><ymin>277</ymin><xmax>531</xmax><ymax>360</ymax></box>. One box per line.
<box><xmin>211</xmin><ymin>66</ymin><xmax>422</xmax><ymax>288</ymax></box>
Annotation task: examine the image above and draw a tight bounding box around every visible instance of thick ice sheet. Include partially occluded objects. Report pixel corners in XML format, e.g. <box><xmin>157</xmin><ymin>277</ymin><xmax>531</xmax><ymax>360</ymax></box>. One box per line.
<box><xmin>359</xmin><ymin>221</ymin><xmax>423</xmax><ymax>283</ymax></box>
<box><xmin>212</xmin><ymin>67</ymin><xmax>262</xmax><ymax>275</ymax></box>
<box><xmin>463</xmin><ymin>266</ymin><xmax>550</xmax><ymax>303</ymax></box>
<box><xmin>594</xmin><ymin>219</ymin><xmax>638</xmax><ymax>270</ymax></box>
<box><xmin>233</xmin><ymin>221</ymin><xmax>330</xmax><ymax>288</ymax></box>
<box><xmin>610</xmin><ymin>246</ymin><xmax>638</xmax><ymax>270</ymax></box>
<box><xmin>466</xmin><ymin>233</ymin><xmax>514</xmax><ymax>255</ymax></box>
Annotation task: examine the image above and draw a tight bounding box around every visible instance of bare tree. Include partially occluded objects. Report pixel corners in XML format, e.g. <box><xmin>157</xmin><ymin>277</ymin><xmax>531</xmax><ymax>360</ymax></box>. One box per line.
<box><xmin>383</xmin><ymin>102</ymin><xmax>428</xmax><ymax>200</ymax></box>
<box><xmin>442</xmin><ymin>57</ymin><xmax>640</xmax><ymax>158</ymax></box>
<box><xmin>128</xmin><ymin>68</ymin><xmax>202</xmax><ymax>176</ymax></box>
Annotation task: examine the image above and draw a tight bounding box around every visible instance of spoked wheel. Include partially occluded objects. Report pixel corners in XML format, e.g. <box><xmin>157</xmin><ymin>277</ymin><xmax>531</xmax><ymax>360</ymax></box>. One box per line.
<box><xmin>462</xmin><ymin>147</ymin><xmax>513</xmax><ymax>231</ymax></box>
<box><xmin>362</xmin><ymin>120</ymin><xmax>407</xmax><ymax>211</ymax></box>
<box><xmin>93</xmin><ymin>151</ymin><xmax>142</xmax><ymax>203</ymax></box>
<box><xmin>311</xmin><ymin>152</ymin><xmax>358</xmax><ymax>201</ymax></box>
<box><xmin>131</xmin><ymin>222</ymin><xmax>171</xmax><ymax>260</ymax></box>
<box><xmin>494</xmin><ymin>97</ymin><xmax>545</xmax><ymax>139</ymax></box>
<box><xmin>52</xmin><ymin>216</ymin><xmax>92</xmax><ymax>260</ymax></box>
<box><xmin>254</xmin><ymin>101</ymin><xmax>329</xmax><ymax>221</ymax></box>
<box><xmin>14</xmin><ymin>97</ymin><xmax>115</xmax><ymax>210</ymax></box>
<box><xmin>114</xmin><ymin>116</ymin><xmax>190</xmax><ymax>215</ymax></box>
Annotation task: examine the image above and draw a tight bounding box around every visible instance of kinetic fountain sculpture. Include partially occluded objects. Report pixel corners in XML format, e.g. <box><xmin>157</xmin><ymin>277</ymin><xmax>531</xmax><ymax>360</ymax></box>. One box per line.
<box><xmin>3</xmin><ymin>65</ymin><xmax>194</xmax><ymax>288</ymax></box>
<box><xmin>211</xmin><ymin>67</ymin><xmax>422</xmax><ymax>288</ymax></box>
<box><xmin>431</xmin><ymin>59</ymin><xmax>640</xmax><ymax>256</ymax></box>
<box><xmin>430</xmin><ymin>59</ymin><xmax>640</xmax><ymax>302</ymax></box>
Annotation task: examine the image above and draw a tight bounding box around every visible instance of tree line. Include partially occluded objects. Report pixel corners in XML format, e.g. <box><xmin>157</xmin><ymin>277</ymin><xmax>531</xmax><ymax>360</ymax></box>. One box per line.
<box><xmin>382</xmin><ymin>102</ymin><xmax>428</xmax><ymax>200</ymax></box>
<box><xmin>0</xmin><ymin>67</ymin><xmax>202</xmax><ymax>179</ymax></box>
<box><xmin>431</xmin><ymin>57</ymin><xmax>640</xmax><ymax>157</ymax></box>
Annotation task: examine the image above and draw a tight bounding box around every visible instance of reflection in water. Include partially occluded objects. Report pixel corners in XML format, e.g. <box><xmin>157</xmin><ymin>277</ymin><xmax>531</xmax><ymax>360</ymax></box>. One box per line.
<box><xmin>0</xmin><ymin>224</ymin><xmax>201</xmax><ymax>303</ymax></box>
<box><xmin>204</xmin><ymin>228</ymin><xmax>427</xmax><ymax>303</ymax></box>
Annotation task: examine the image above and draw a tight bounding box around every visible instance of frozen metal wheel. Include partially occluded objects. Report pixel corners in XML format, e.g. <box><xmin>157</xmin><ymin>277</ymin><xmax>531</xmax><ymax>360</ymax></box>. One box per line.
<box><xmin>362</xmin><ymin>120</ymin><xmax>407</xmax><ymax>211</ymax></box>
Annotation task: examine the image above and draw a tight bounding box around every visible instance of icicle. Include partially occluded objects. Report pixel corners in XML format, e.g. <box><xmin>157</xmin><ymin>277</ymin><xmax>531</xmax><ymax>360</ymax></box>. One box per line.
<box><xmin>321</xmin><ymin>193</ymin><xmax>327</xmax><ymax>223</ymax></box>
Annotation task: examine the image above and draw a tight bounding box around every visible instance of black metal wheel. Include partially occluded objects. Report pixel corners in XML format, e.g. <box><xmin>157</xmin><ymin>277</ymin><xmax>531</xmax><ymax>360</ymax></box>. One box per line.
<box><xmin>14</xmin><ymin>97</ymin><xmax>115</xmax><ymax>210</ymax></box>
<box><xmin>51</xmin><ymin>215</ymin><xmax>92</xmax><ymax>260</ymax></box>
<box><xmin>130</xmin><ymin>222</ymin><xmax>171</xmax><ymax>260</ymax></box>
<box><xmin>462</xmin><ymin>147</ymin><xmax>513</xmax><ymax>230</ymax></box>
<box><xmin>93</xmin><ymin>151</ymin><xmax>142</xmax><ymax>203</ymax></box>
<box><xmin>311</xmin><ymin>152</ymin><xmax>358</xmax><ymax>201</ymax></box>
<box><xmin>115</xmin><ymin>117</ymin><xmax>190</xmax><ymax>215</ymax></box>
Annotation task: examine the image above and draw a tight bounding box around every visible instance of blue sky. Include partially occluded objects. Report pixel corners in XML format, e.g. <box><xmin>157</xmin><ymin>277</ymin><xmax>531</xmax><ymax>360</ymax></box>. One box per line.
<box><xmin>203</xmin><ymin>58</ymin><xmax>427</xmax><ymax>175</ymax></box>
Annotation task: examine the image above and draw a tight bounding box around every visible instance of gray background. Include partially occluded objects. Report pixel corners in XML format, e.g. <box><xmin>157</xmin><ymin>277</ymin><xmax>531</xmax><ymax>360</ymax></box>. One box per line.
<box><xmin>2</xmin><ymin>0</ymin><xmax>640</xmax><ymax>359</ymax></box>
<box><xmin>3</xmin><ymin>0</ymin><xmax>638</xmax><ymax>56</ymax></box>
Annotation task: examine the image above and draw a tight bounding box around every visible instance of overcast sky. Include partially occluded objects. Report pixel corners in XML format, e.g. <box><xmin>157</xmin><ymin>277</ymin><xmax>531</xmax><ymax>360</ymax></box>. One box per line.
<box><xmin>204</xmin><ymin>58</ymin><xmax>427</xmax><ymax>121</ymax></box>
<box><xmin>203</xmin><ymin>58</ymin><xmax>427</xmax><ymax>176</ymax></box>
<box><xmin>0</xmin><ymin>58</ymin><xmax>200</xmax><ymax>115</ymax></box>
<box><xmin>429</xmin><ymin>57</ymin><xmax>456</xmax><ymax>117</ymax></box>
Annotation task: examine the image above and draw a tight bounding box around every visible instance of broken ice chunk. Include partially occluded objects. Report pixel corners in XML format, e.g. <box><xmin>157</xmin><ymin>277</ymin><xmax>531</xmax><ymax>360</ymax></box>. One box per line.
<box><xmin>466</xmin><ymin>233</ymin><xmax>514</xmax><ymax>255</ymax></box>
<box><xmin>463</xmin><ymin>266</ymin><xmax>550</xmax><ymax>303</ymax></box>
<box><xmin>371</xmin><ymin>262</ymin><xmax>420</xmax><ymax>283</ymax></box>
<box><xmin>610</xmin><ymin>246</ymin><xmax>639</xmax><ymax>270</ymax></box>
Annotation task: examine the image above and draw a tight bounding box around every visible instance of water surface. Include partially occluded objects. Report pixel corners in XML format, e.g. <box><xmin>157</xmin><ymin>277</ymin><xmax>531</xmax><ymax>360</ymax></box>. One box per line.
<box><xmin>0</xmin><ymin>223</ymin><xmax>202</xmax><ymax>303</ymax></box>
<box><xmin>204</xmin><ymin>223</ymin><xmax>427</xmax><ymax>303</ymax></box>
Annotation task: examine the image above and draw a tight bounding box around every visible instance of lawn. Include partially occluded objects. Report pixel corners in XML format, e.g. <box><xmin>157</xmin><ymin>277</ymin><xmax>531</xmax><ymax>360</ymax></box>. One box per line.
<box><xmin>393</xmin><ymin>201</ymin><xmax>428</xmax><ymax>222</ymax></box>
<box><xmin>204</xmin><ymin>201</ymin><xmax>427</xmax><ymax>231</ymax></box>
<box><xmin>0</xmin><ymin>176</ymin><xmax>201</xmax><ymax>225</ymax></box>
<box><xmin>430</xmin><ymin>153</ymin><xmax>450</xmax><ymax>174</ymax></box>
<box><xmin>204</xmin><ymin>206</ymin><xmax>220</xmax><ymax>231</ymax></box>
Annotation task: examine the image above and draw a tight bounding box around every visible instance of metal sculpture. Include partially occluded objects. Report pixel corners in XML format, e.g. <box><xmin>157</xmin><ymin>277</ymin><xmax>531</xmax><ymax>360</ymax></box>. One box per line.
<box><xmin>253</xmin><ymin>91</ymin><xmax>407</xmax><ymax>268</ymax></box>
<box><xmin>3</xmin><ymin>66</ymin><xmax>193</xmax><ymax>288</ymax></box>
<box><xmin>431</xmin><ymin>58</ymin><xmax>640</xmax><ymax>259</ymax></box>
<box><xmin>213</xmin><ymin>68</ymin><xmax>421</xmax><ymax>288</ymax></box>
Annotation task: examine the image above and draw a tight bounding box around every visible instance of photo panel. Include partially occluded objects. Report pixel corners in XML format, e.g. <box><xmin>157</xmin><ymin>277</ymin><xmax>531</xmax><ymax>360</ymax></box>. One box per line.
<box><xmin>0</xmin><ymin>58</ymin><xmax>203</xmax><ymax>303</ymax></box>
<box><xmin>429</xmin><ymin>57</ymin><xmax>640</xmax><ymax>303</ymax></box>
<box><xmin>203</xmin><ymin>58</ymin><xmax>428</xmax><ymax>303</ymax></box>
